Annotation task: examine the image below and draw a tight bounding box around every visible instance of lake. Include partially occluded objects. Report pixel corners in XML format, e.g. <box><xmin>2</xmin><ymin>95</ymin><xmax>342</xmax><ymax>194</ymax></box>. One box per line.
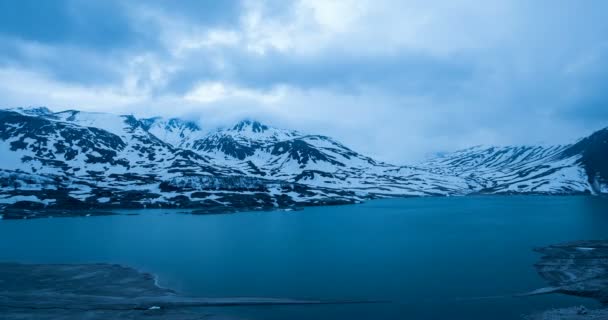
<box><xmin>1</xmin><ymin>196</ymin><xmax>607</xmax><ymax>319</ymax></box>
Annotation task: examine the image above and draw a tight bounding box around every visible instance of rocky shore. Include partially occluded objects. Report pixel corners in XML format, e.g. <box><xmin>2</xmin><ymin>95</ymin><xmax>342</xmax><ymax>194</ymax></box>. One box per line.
<box><xmin>526</xmin><ymin>240</ymin><xmax>608</xmax><ymax>319</ymax></box>
<box><xmin>0</xmin><ymin>183</ymin><xmax>358</xmax><ymax>219</ymax></box>
<box><xmin>0</xmin><ymin>263</ymin><xmax>378</xmax><ymax>319</ymax></box>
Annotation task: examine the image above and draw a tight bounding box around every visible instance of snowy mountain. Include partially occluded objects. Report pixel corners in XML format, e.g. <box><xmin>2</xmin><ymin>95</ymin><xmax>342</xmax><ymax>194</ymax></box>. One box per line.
<box><xmin>562</xmin><ymin>128</ymin><xmax>608</xmax><ymax>193</ymax></box>
<box><xmin>188</xmin><ymin>120</ymin><xmax>468</xmax><ymax>196</ymax></box>
<box><xmin>0</xmin><ymin>107</ymin><xmax>606</xmax><ymax>217</ymax></box>
<box><xmin>419</xmin><ymin>130</ymin><xmax>608</xmax><ymax>194</ymax></box>
<box><xmin>0</xmin><ymin>108</ymin><xmax>358</xmax><ymax>216</ymax></box>
<box><xmin>140</xmin><ymin>117</ymin><xmax>204</xmax><ymax>149</ymax></box>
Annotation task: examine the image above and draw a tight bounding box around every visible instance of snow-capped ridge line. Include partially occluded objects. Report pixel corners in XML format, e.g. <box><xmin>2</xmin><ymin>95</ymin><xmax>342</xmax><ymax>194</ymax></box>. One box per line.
<box><xmin>0</xmin><ymin>107</ymin><xmax>606</xmax><ymax>216</ymax></box>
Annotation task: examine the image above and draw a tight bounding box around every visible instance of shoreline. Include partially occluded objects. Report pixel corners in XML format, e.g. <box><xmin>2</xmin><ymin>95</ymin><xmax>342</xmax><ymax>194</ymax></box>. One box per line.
<box><xmin>1</xmin><ymin>193</ymin><xmax>604</xmax><ymax>220</ymax></box>
<box><xmin>0</xmin><ymin>262</ymin><xmax>383</xmax><ymax>320</ymax></box>
<box><xmin>525</xmin><ymin>240</ymin><xmax>608</xmax><ymax>319</ymax></box>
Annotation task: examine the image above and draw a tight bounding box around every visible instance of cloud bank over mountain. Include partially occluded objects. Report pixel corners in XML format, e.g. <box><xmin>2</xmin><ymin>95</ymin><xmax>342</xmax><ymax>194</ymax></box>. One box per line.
<box><xmin>0</xmin><ymin>0</ymin><xmax>607</xmax><ymax>161</ymax></box>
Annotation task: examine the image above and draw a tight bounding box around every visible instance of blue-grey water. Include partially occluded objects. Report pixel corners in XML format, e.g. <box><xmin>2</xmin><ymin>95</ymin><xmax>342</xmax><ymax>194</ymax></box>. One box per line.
<box><xmin>1</xmin><ymin>196</ymin><xmax>607</xmax><ymax>319</ymax></box>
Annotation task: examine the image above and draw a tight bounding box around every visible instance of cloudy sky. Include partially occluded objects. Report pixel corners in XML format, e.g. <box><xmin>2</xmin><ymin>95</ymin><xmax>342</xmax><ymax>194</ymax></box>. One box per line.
<box><xmin>1</xmin><ymin>0</ymin><xmax>607</xmax><ymax>163</ymax></box>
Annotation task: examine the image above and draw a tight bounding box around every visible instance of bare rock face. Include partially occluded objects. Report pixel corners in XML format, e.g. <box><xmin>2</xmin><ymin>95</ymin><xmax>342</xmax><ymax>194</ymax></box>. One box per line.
<box><xmin>526</xmin><ymin>240</ymin><xmax>608</xmax><ymax>319</ymax></box>
<box><xmin>0</xmin><ymin>263</ymin><xmax>373</xmax><ymax>320</ymax></box>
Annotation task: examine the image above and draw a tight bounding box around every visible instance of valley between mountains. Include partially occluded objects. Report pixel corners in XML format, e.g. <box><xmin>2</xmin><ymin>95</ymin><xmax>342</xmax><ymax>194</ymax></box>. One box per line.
<box><xmin>0</xmin><ymin>106</ymin><xmax>606</xmax><ymax>217</ymax></box>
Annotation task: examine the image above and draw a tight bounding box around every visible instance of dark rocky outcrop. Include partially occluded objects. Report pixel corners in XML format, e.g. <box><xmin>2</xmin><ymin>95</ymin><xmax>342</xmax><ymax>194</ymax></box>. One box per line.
<box><xmin>525</xmin><ymin>240</ymin><xmax>608</xmax><ymax>319</ymax></box>
<box><xmin>533</xmin><ymin>240</ymin><xmax>608</xmax><ymax>304</ymax></box>
<box><xmin>562</xmin><ymin>128</ymin><xmax>608</xmax><ymax>193</ymax></box>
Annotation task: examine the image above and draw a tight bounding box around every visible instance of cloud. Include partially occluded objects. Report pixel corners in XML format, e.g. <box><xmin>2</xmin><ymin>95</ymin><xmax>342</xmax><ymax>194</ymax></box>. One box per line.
<box><xmin>0</xmin><ymin>67</ymin><xmax>146</xmax><ymax>112</ymax></box>
<box><xmin>0</xmin><ymin>0</ymin><xmax>142</xmax><ymax>49</ymax></box>
<box><xmin>0</xmin><ymin>0</ymin><xmax>607</xmax><ymax>162</ymax></box>
<box><xmin>184</xmin><ymin>81</ymin><xmax>286</xmax><ymax>104</ymax></box>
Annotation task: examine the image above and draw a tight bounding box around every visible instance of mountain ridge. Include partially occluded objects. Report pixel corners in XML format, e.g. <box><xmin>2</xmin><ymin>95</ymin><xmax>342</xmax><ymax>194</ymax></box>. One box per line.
<box><xmin>0</xmin><ymin>107</ymin><xmax>606</xmax><ymax>217</ymax></box>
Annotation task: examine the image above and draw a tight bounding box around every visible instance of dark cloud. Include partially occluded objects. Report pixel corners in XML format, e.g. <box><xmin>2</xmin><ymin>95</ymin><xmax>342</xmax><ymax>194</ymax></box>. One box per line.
<box><xmin>0</xmin><ymin>36</ymin><xmax>123</xmax><ymax>86</ymax></box>
<box><xmin>0</xmin><ymin>0</ymin><xmax>242</xmax><ymax>87</ymax></box>
<box><xmin>161</xmin><ymin>47</ymin><xmax>477</xmax><ymax>98</ymax></box>
<box><xmin>0</xmin><ymin>0</ymin><xmax>607</xmax><ymax>161</ymax></box>
<box><xmin>0</xmin><ymin>0</ymin><xmax>140</xmax><ymax>49</ymax></box>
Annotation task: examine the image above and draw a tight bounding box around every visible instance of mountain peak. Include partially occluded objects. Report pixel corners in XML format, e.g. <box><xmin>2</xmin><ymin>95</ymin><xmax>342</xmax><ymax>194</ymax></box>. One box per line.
<box><xmin>139</xmin><ymin>116</ymin><xmax>203</xmax><ymax>148</ymax></box>
<box><xmin>10</xmin><ymin>106</ymin><xmax>54</xmax><ymax>117</ymax></box>
<box><xmin>140</xmin><ymin>117</ymin><xmax>201</xmax><ymax>132</ymax></box>
<box><xmin>232</xmin><ymin>120</ymin><xmax>269</xmax><ymax>133</ymax></box>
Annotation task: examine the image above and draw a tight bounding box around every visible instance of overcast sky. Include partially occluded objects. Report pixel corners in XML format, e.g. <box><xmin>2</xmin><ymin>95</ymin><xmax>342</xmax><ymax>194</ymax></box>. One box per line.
<box><xmin>1</xmin><ymin>0</ymin><xmax>607</xmax><ymax>163</ymax></box>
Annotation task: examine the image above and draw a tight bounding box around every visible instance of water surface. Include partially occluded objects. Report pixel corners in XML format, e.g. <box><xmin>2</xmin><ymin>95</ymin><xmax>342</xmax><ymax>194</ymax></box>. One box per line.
<box><xmin>1</xmin><ymin>196</ymin><xmax>607</xmax><ymax>319</ymax></box>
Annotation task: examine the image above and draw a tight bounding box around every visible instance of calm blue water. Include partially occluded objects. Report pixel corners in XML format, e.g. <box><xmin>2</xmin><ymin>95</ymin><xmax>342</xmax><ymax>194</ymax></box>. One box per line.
<box><xmin>1</xmin><ymin>196</ymin><xmax>607</xmax><ymax>319</ymax></box>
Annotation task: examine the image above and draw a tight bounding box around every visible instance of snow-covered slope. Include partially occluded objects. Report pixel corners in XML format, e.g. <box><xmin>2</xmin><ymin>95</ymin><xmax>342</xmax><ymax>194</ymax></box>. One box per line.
<box><xmin>0</xmin><ymin>109</ymin><xmax>358</xmax><ymax>213</ymax></box>
<box><xmin>190</xmin><ymin>120</ymin><xmax>467</xmax><ymax>196</ymax></box>
<box><xmin>140</xmin><ymin>117</ymin><xmax>204</xmax><ymax>149</ymax></box>
<box><xmin>419</xmin><ymin>143</ymin><xmax>600</xmax><ymax>194</ymax></box>
<box><xmin>0</xmin><ymin>107</ymin><xmax>606</xmax><ymax>216</ymax></box>
<box><xmin>561</xmin><ymin>128</ymin><xmax>608</xmax><ymax>194</ymax></box>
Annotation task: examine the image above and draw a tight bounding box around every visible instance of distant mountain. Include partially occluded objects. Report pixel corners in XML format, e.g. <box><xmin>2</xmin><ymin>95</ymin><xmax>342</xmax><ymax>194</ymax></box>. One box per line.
<box><xmin>189</xmin><ymin>120</ymin><xmax>467</xmax><ymax>195</ymax></box>
<box><xmin>191</xmin><ymin>120</ymin><xmax>302</xmax><ymax>160</ymax></box>
<box><xmin>561</xmin><ymin>128</ymin><xmax>608</xmax><ymax>193</ymax></box>
<box><xmin>0</xmin><ymin>107</ymin><xmax>606</xmax><ymax>216</ymax></box>
<box><xmin>419</xmin><ymin>131</ymin><xmax>608</xmax><ymax>194</ymax></box>
<box><xmin>140</xmin><ymin>117</ymin><xmax>203</xmax><ymax>149</ymax></box>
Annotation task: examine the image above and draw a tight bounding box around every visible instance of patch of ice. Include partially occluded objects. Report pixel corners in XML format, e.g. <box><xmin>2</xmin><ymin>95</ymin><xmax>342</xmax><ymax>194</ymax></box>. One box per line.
<box><xmin>576</xmin><ymin>247</ymin><xmax>596</xmax><ymax>251</ymax></box>
<box><xmin>0</xmin><ymin>195</ymin><xmax>40</xmax><ymax>204</ymax></box>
